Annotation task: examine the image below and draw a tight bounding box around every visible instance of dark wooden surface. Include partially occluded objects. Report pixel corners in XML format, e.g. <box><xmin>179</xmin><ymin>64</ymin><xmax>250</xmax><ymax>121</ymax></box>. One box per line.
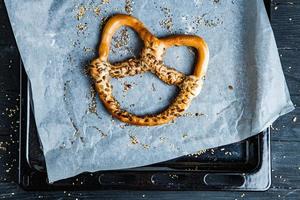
<box><xmin>0</xmin><ymin>0</ymin><xmax>299</xmax><ymax>199</ymax></box>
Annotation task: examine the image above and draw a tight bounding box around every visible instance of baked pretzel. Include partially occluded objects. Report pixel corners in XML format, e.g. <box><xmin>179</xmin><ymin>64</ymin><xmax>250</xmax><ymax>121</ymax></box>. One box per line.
<box><xmin>89</xmin><ymin>14</ymin><xmax>209</xmax><ymax>126</ymax></box>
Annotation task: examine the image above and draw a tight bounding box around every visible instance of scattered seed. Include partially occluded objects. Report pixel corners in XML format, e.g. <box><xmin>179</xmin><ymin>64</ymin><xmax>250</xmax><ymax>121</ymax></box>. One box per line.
<box><xmin>292</xmin><ymin>116</ymin><xmax>297</xmax><ymax>123</ymax></box>
<box><xmin>125</xmin><ymin>0</ymin><xmax>134</xmax><ymax>15</ymax></box>
<box><xmin>93</xmin><ymin>6</ymin><xmax>101</xmax><ymax>16</ymax></box>
<box><xmin>130</xmin><ymin>135</ymin><xmax>139</xmax><ymax>144</ymax></box>
<box><xmin>76</xmin><ymin>23</ymin><xmax>87</xmax><ymax>31</ymax></box>
<box><xmin>76</xmin><ymin>5</ymin><xmax>86</xmax><ymax>20</ymax></box>
<box><xmin>142</xmin><ymin>144</ymin><xmax>150</xmax><ymax>149</ymax></box>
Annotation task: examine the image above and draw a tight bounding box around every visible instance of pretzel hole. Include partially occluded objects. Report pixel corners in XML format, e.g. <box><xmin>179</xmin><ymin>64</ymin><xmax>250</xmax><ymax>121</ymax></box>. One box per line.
<box><xmin>108</xmin><ymin>27</ymin><xmax>144</xmax><ymax>63</ymax></box>
<box><xmin>163</xmin><ymin>46</ymin><xmax>196</xmax><ymax>76</ymax></box>
<box><xmin>110</xmin><ymin>73</ymin><xmax>179</xmax><ymax>116</ymax></box>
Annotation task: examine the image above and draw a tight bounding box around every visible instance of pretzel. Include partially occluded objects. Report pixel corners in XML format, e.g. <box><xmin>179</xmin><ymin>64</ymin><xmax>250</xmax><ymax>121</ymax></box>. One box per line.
<box><xmin>89</xmin><ymin>14</ymin><xmax>209</xmax><ymax>126</ymax></box>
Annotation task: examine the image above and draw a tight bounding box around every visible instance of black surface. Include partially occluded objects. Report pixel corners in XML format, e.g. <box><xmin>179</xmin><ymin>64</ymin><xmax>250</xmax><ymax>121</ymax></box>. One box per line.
<box><xmin>0</xmin><ymin>0</ymin><xmax>299</xmax><ymax>199</ymax></box>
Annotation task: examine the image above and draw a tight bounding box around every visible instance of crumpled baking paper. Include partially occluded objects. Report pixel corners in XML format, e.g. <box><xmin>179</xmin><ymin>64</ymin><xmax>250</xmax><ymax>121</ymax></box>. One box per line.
<box><xmin>5</xmin><ymin>0</ymin><xmax>294</xmax><ymax>182</ymax></box>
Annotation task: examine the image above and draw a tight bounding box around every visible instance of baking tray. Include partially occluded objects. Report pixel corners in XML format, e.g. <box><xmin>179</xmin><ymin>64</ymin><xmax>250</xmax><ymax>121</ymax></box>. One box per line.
<box><xmin>18</xmin><ymin>0</ymin><xmax>272</xmax><ymax>191</ymax></box>
<box><xmin>18</xmin><ymin>65</ymin><xmax>271</xmax><ymax>191</ymax></box>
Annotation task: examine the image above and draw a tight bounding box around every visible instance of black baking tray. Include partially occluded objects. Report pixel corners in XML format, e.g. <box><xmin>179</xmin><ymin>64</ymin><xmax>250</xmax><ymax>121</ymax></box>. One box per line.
<box><xmin>18</xmin><ymin>0</ymin><xmax>272</xmax><ymax>191</ymax></box>
<box><xmin>18</xmin><ymin>66</ymin><xmax>271</xmax><ymax>191</ymax></box>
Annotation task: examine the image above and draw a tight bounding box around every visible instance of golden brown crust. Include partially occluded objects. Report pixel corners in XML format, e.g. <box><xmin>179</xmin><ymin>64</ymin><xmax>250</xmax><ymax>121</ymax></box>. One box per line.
<box><xmin>89</xmin><ymin>14</ymin><xmax>209</xmax><ymax>126</ymax></box>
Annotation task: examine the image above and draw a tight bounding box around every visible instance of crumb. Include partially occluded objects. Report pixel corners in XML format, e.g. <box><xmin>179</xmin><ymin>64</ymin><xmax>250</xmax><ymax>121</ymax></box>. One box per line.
<box><xmin>59</xmin><ymin>142</ymin><xmax>66</xmax><ymax>149</ymax></box>
<box><xmin>293</xmin><ymin>116</ymin><xmax>297</xmax><ymax>123</ymax></box>
<box><xmin>123</xmin><ymin>82</ymin><xmax>132</xmax><ymax>91</ymax></box>
<box><xmin>76</xmin><ymin>5</ymin><xmax>86</xmax><ymax>20</ymax></box>
<box><xmin>160</xmin><ymin>18</ymin><xmax>173</xmax><ymax>31</ymax></box>
<box><xmin>142</xmin><ymin>144</ymin><xmax>150</xmax><ymax>149</ymax></box>
<box><xmin>76</xmin><ymin>23</ymin><xmax>87</xmax><ymax>31</ymax></box>
<box><xmin>130</xmin><ymin>135</ymin><xmax>139</xmax><ymax>144</ymax></box>
<box><xmin>181</xmin><ymin>112</ymin><xmax>194</xmax><ymax>117</ymax></box>
<box><xmin>0</xmin><ymin>143</ymin><xmax>6</xmax><ymax>151</ymax></box>
<box><xmin>120</xmin><ymin>125</ymin><xmax>125</xmax><ymax>129</ymax></box>
<box><xmin>119</xmin><ymin>124</ymin><xmax>129</xmax><ymax>129</ymax></box>
<box><xmin>182</xmin><ymin>133</ymin><xmax>188</xmax><ymax>139</ymax></box>
<box><xmin>102</xmin><ymin>0</ymin><xmax>110</xmax><ymax>4</ymax></box>
<box><xmin>125</xmin><ymin>0</ymin><xmax>134</xmax><ymax>15</ymax></box>
<box><xmin>181</xmin><ymin>112</ymin><xmax>205</xmax><ymax>117</ymax></box>
<box><xmin>188</xmin><ymin>149</ymin><xmax>206</xmax><ymax>157</ymax></box>
<box><xmin>169</xmin><ymin>174</ymin><xmax>178</xmax><ymax>179</ymax></box>
<box><xmin>83</xmin><ymin>47</ymin><xmax>93</xmax><ymax>53</ymax></box>
<box><xmin>93</xmin><ymin>6</ymin><xmax>101</xmax><ymax>16</ymax></box>
<box><xmin>195</xmin><ymin>112</ymin><xmax>204</xmax><ymax>117</ymax></box>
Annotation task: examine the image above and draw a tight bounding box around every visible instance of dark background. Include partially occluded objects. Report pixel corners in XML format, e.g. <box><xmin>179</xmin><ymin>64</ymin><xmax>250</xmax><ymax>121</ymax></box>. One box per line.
<box><xmin>0</xmin><ymin>0</ymin><xmax>299</xmax><ymax>199</ymax></box>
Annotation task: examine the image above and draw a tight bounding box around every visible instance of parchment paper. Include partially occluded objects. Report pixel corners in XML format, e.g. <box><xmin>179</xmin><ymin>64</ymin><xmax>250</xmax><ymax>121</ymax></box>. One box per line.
<box><xmin>5</xmin><ymin>0</ymin><xmax>294</xmax><ymax>182</ymax></box>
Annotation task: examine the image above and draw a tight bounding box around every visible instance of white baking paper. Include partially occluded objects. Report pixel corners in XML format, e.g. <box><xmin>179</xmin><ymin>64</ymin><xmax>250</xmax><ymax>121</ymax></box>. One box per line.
<box><xmin>5</xmin><ymin>0</ymin><xmax>294</xmax><ymax>182</ymax></box>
